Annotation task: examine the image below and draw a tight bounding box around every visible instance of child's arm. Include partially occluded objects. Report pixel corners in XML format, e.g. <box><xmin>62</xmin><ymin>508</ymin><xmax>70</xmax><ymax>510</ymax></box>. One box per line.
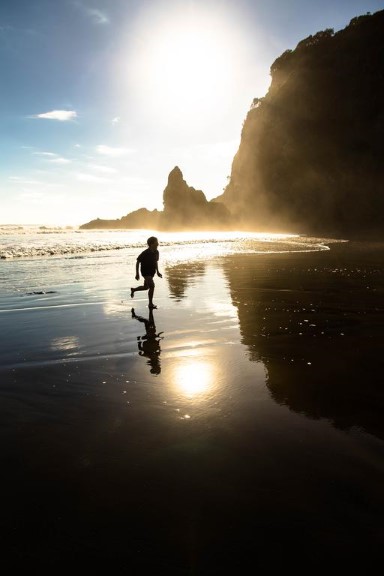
<box><xmin>156</xmin><ymin>255</ymin><xmax>162</xmax><ymax>278</ymax></box>
<box><xmin>135</xmin><ymin>260</ymin><xmax>140</xmax><ymax>280</ymax></box>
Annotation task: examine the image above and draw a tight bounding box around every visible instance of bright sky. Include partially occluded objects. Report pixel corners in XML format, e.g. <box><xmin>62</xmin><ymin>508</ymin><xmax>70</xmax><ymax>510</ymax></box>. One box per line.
<box><xmin>1</xmin><ymin>0</ymin><xmax>383</xmax><ymax>226</ymax></box>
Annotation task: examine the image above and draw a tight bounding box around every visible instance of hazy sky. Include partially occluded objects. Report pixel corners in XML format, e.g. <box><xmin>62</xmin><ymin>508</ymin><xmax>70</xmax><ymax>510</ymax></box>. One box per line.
<box><xmin>1</xmin><ymin>0</ymin><xmax>383</xmax><ymax>226</ymax></box>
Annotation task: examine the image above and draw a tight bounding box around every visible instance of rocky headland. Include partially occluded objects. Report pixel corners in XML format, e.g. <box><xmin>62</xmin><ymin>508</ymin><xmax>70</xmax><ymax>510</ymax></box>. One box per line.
<box><xmin>81</xmin><ymin>10</ymin><xmax>384</xmax><ymax>238</ymax></box>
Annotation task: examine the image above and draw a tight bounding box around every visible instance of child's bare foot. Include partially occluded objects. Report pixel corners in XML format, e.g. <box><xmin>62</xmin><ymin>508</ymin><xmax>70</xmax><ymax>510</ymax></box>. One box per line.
<box><xmin>148</xmin><ymin>304</ymin><xmax>157</xmax><ymax>309</ymax></box>
<box><xmin>130</xmin><ymin>288</ymin><xmax>134</xmax><ymax>298</ymax></box>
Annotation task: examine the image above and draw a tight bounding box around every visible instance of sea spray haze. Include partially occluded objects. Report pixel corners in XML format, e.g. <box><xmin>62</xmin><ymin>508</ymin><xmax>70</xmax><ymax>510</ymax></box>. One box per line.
<box><xmin>218</xmin><ymin>11</ymin><xmax>384</xmax><ymax>237</ymax></box>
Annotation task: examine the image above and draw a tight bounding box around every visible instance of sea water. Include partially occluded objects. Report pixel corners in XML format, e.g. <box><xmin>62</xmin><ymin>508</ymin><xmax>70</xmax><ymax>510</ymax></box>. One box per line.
<box><xmin>0</xmin><ymin>225</ymin><xmax>336</xmax><ymax>259</ymax></box>
<box><xmin>0</xmin><ymin>225</ymin><xmax>337</xmax><ymax>297</ymax></box>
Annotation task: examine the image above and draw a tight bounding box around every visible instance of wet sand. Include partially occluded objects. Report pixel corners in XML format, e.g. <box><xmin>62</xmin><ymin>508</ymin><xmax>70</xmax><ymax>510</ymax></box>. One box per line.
<box><xmin>1</xmin><ymin>241</ymin><xmax>383</xmax><ymax>573</ymax></box>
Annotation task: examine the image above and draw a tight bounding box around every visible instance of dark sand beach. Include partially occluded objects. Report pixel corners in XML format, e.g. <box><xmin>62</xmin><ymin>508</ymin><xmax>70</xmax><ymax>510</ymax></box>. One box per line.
<box><xmin>1</xmin><ymin>240</ymin><xmax>383</xmax><ymax>573</ymax></box>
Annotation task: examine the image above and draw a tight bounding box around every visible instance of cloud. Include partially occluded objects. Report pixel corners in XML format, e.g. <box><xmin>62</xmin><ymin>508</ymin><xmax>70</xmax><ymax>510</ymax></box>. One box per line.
<box><xmin>74</xmin><ymin>3</ymin><xmax>109</xmax><ymax>25</ymax></box>
<box><xmin>96</xmin><ymin>145</ymin><xmax>134</xmax><ymax>157</ymax></box>
<box><xmin>76</xmin><ymin>173</ymin><xmax>110</xmax><ymax>183</ymax></box>
<box><xmin>87</xmin><ymin>163</ymin><xmax>117</xmax><ymax>174</ymax></box>
<box><xmin>112</xmin><ymin>117</ymin><xmax>120</xmax><ymax>125</ymax></box>
<box><xmin>31</xmin><ymin>110</ymin><xmax>77</xmax><ymax>121</ymax></box>
<box><xmin>32</xmin><ymin>151</ymin><xmax>71</xmax><ymax>164</ymax></box>
<box><xmin>87</xmin><ymin>8</ymin><xmax>109</xmax><ymax>24</ymax></box>
<box><xmin>9</xmin><ymin>176</ymin><xmax>41</xmax><ymax>185</ymax></box>
<box><xmin>48</xmin><ymin>157</ymin><xmax>72</xmax><ymax>164</ymax></box>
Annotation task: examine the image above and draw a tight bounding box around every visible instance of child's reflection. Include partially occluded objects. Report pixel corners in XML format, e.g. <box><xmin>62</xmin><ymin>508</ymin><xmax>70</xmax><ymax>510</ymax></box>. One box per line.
<box><xmin>131</xmin><ymin>308</ymin><xmax>164</xmax><ymax>375</ymax></box>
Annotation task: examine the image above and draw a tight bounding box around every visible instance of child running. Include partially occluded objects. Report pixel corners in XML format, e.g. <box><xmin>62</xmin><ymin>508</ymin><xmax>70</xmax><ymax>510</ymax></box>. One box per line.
<box><xmin>131</xmin><ymin>236</ymin><xmax>162</xmax><ymax>309</ymax></box>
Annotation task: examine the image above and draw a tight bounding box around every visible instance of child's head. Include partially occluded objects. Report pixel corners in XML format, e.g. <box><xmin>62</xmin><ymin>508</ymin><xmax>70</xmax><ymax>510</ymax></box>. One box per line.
<box><xmin>147</xmin><ymin>236</ymin><xmax>158</xmax><ymax>248</ymax></box>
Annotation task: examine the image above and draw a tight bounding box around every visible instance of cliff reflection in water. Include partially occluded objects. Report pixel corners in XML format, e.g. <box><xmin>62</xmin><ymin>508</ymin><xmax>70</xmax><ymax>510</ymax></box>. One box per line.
<box><xmin>166</xmin><ymin>261</ymin><xmax>206</xmax><ymax>301</ymax></box>
<box><xmin>223</xmin><ymin>247</ymin><xmax>384</xmax><ymax>440</ymax></box>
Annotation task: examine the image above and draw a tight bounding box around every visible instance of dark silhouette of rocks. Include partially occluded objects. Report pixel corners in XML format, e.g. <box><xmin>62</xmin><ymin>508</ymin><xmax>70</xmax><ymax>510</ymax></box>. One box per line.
<box><xmin>81</xmin><ymin>10</ymin><xmax>384</xmax><ymax>237</ymax></box>
<box><xmin>217</xmin><ymin>10</ymin><xmax>384</xmax><ymax>237</ymax></box>
<box><xmin>80</xmin><ymin>167</ymin><xmax>232</xmax><ymax>230</ymax></box>
<box><xmin>80</xmin><ymin>208</ymin><xmax>161</xmax><ymax>230</ymax></box>
<box><xmin>162</xmin><ymin>166</ymin><xmax>232</xmax><ymax>229</ymax></box>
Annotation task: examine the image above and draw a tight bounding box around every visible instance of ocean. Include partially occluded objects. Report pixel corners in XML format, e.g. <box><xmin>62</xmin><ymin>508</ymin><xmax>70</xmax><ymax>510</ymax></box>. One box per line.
<box><xmin>0</xmin><ymin>225</ymin><xmax>338</xmax><ymax>296</ymax></box>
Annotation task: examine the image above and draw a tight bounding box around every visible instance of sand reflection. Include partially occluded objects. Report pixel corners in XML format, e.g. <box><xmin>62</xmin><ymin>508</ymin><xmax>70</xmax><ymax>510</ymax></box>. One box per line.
<box><xmin>50</xmin><ymin>335</ymin><xmax>80</xmax><ymax>354</ymax></box>
<box><xmin>172</xmin><ymin>357</ymin><xmax>215</xmax><ymax>398</ymax></box>
<box><xmin>166</xmin><ymin>261</ymin><xmax>206</xmax><ymax>301</ymax></box>
<box><xmin>131</xmin><ymin>307</ymin><xmax>163</xmax><ymax>375</ymax></box>
<box><xmin>223</xmin><ymin>246</ymin><xmax>384</xmax><ymax>439</ymax></box>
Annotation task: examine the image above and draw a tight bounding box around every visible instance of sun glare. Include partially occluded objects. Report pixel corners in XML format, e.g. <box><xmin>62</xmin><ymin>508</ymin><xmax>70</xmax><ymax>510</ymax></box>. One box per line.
<box><xmin>151</xmin><ymin>27</ymin><xmax>229</xmax><ymax>112</ymax></box>
<box><xmin>173</xmin><ymin>359</ymin><xmax>215</xmax><ymax>398</ymax></box>
<box><xmin>126</xmin><ymin>6</ymin><xmax>243</xmax><ymax>126</ymax></box>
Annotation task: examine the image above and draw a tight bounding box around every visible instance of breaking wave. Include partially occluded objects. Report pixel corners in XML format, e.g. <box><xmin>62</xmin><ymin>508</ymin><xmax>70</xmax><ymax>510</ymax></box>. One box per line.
<box><xmin>0</xmin><ymin>226</ymin><xmax>341</xmax><ymax>260</ymax></box>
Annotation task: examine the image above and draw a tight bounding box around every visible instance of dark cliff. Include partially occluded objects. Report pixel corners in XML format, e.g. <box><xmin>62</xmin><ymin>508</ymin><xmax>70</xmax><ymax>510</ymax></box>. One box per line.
<box><xmin>162</xmin><ymin>166</ymin><xmax>232</xmax><ymax>230</ymax></box>
<box><xmin>217</xmin><ymin>10</ymin><xmax>384</xmax><ymax>237</ymax></box>
<box><xmin>81</xmin><ymin>10</ymin><xmax>384</xmax><ymax>236</ymax></box>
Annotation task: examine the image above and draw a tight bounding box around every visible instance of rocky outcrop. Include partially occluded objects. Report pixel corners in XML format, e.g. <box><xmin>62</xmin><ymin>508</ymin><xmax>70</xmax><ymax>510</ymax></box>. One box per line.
<box><xmin>80</xmin><ymin>11</ymin><xmax>384</xmax><ymax>237</ymax></box>
<box><xmin>80</xmin><ymin>167</ymin><xmax>231</xmax><ymax>230</ymax></box>
<box><xmin>80</xmin><ymin>208</ymin><xmax>160</xmax><ymax>230</ymax></box>
<box><xmin>217</xmin><ymin>10</ymin><xmax>384</xmax><ymax>237</ymax></box>
<box><xmin>162</xmin><ymin>166</ymin><xmax>232</xmax><ymax>229</ymax></box>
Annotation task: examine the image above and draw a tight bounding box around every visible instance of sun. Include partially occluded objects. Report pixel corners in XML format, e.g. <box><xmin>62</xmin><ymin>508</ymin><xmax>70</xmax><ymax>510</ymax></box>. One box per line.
<box><xmin>126</xmin><ymin>5</ymin><xmax>242</xmax><ymax>127</ymax></box>
<box><xmin>147</xmin><ymin>26</ymin><xmax>229</xmax><ymax>115</ymax></box>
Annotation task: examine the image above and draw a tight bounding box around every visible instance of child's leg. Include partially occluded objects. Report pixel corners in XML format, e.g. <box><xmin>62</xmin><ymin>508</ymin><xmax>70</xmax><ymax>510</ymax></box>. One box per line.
<box><xmin>131</xmin><ymin>284</ymin><xmax>148</xmax><ymax>298</ymax></box>
<box><xmin>148</xmin><ymin>285</ymin><xmax>154</xmax><ymax>306</ymax></box>
<box><xmin>145</xmin><ymin>277</ymin><xmax>156</xmax><ymax>308</ymax></box>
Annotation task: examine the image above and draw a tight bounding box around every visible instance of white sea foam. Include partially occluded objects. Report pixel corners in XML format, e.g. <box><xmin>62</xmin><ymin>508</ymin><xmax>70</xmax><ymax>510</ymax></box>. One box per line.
<box><xmin>0</xmin><ymin>227</ymin><xmax>337</xmax><ymax>260</ymax></box>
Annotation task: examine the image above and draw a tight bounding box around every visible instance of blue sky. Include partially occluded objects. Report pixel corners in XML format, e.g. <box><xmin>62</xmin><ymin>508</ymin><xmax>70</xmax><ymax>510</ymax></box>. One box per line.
<box><xmin>1</xmin><ymin>0</ymin><xmax>383</xmax><ymax>225</ymax></box>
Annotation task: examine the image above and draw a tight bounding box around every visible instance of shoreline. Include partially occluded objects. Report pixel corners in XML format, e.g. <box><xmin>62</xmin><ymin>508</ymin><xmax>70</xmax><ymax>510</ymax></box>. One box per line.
<box><xmin>0</xmin><ymin>239</ymin><xmax>383</xmax><ymax>571</ymax></box>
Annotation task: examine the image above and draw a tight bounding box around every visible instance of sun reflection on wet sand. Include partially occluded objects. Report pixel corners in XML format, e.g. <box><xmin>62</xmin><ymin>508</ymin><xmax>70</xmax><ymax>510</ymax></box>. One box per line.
<box><xmin>50</xmin><ymin>335</ymin><xmax>80</xmax><ymax>353</ymax></box>
<box><xmin>171</xmin><ymin>356</ymin><xmax>216</xmax><ymax>399</ymax></box>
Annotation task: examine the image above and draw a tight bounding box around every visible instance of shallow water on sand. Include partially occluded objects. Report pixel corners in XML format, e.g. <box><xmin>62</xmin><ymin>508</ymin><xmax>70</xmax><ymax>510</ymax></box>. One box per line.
<box><xmin>0</xmin><ymin>239</ymin><xmax>383</xmax><ymax>572</ymax></box>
